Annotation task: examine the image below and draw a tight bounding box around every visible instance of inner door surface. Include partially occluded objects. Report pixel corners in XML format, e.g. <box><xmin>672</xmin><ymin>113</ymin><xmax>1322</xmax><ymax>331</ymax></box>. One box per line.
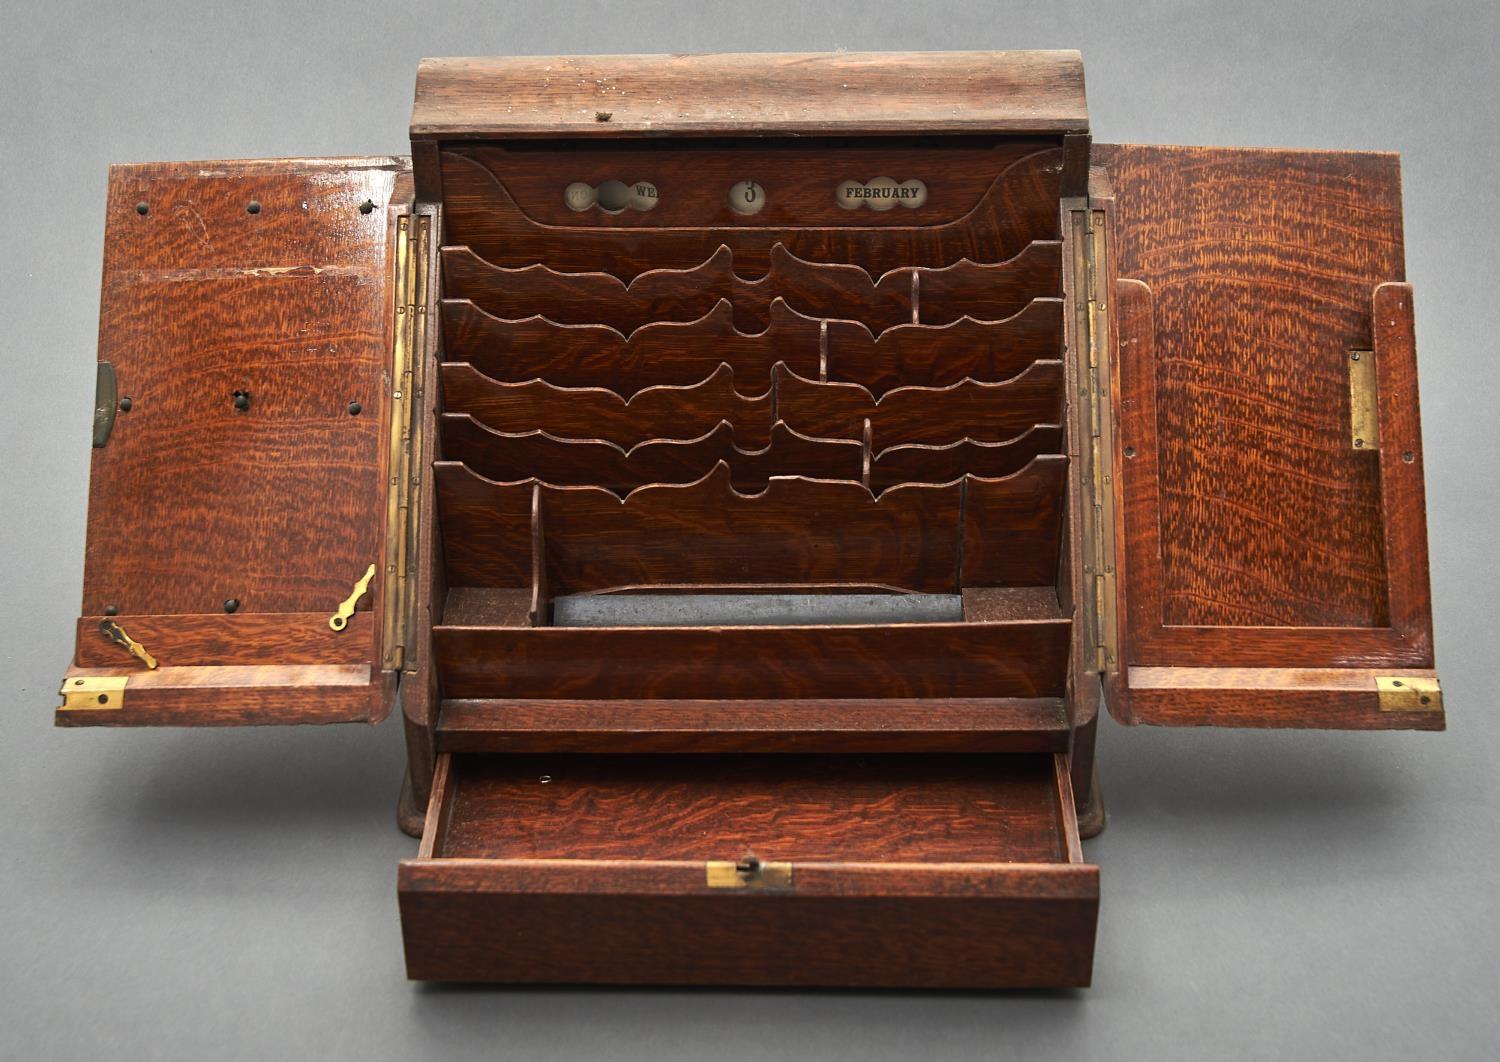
<box><xmin>1098</xmin><ymin>143</ymin><xmax>1440</xmax><ymax>729</ymax></box>
<box><xmin>59</xmin><ymin>156</ymin><xmax>410</xmax><ymax>726</ymax></box>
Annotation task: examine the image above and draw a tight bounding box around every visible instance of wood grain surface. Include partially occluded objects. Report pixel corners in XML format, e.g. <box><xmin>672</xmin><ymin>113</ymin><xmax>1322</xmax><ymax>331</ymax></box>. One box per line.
<box><xmin>776</xmin><ymin>362</ymin><xmax>1063</xmax><ymax>448</ymax></box>
<box><xmin>441</xmin><ymin>417</ymin><xmax>864</xmax><ymax>493</ymax></box>
<box><xmin>441</xmin><ymin>361</ymin><xmax>774</xmax><ymax>447</ymax></box>
<box><xmin>432</xmin><ymin>621</ymin><xmax>1071</xmax><ymax>700</ymax></box>
<box><xmin>442</xmin><ymin>239</ymin><xmax>1061</xmax><ymax>333</ymax></box>
<box><xmin>411</xmin><ymin>51</ymin><xmax>1087</xmax><ymax>139</ymax></box>
<box><xmin>399</xmin><ymin>748</ymin><xmax>1097</xmax><ymax>986</ymax></box>
<box><xmin>441</xmin><ymin>146</ymin><xmax>1062</xmax><ymax>279</ymax></box>
<box><xmin>435</xmin><ymin>696</ymin><xmax>1071</xmax><ymax>753</ymax></box>
<box><xmin>1100</xmin><ymin>144</ymin><xmax>1439</xmax><ymax>727</ymax></box>
<box><xmin>449</xmin><ymin>138</ymin><xmax>1047</xmax><ymax>228</ymax></box>
<box><xmin>72</xmin><ymin>157</ymin><xmax>407</xmax><ymax>726</ymax></box>
<box><xmin>434</xmin><ymin>753</ymin><xmax>1068</xmax><ymax>862</ymax></box>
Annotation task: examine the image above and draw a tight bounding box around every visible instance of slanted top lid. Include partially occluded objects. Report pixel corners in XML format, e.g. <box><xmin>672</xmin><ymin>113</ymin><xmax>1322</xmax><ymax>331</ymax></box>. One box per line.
<box><xmin>411</xmin><ymin>51</ymin><xmax>1088</xmax><ymax>140</ymax></box>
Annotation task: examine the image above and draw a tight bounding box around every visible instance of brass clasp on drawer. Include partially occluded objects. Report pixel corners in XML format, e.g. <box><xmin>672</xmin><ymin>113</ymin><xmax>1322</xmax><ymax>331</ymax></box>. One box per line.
<box><xmin>705</xmin><ymin>857</ymin><xmax>793</xmax><ymax>890</ymax></box>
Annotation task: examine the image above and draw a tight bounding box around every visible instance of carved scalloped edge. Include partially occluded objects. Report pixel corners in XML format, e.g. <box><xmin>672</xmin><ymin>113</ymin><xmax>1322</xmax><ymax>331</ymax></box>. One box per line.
<box><xmin>436</xmin><ymin>450</ymin><xmax>1065</xmax><ymax>506</ymax></box>
<box><xmin>443</xmin><ymin>235</ymin><xmax>1061</xmax><ymax>296</ymax></box>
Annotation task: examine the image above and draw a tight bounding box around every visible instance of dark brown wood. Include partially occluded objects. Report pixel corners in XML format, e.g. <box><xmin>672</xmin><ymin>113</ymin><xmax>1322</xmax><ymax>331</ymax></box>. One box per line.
<box><xmin>443</xmin><ymin>239</ymin><xmax>1062</xmax><ymax>333</ymax></box>
<box><xmin>963</xmin><ymin>458</ymin><xmax>1070</xmax><ymax>586</ymax></box>
<box><xmin>441</xmin><ymin>417</ymin><xmax>864</xmax><ymax>493</ymax></box>
<box><xmin>441</xmin><ymin>362</ymin><xmax>775</xmax><ymax>448</ymax></box>
<box><xmin>433</xmin><ymin>621</ymin><xmax>1070</xmax><ymax>700</ymax></box>
<box><xmin>777</xmin><ymin>362</ymin><xmax>1063</xmax><ymax>449</ymax></box>
<box><xmin>436</xmin><ymin>462</ymin><xmax>967</xmax><ymax>595</ymax></box>
<box><xmin>449</xmin><ymin>139</ymin><xmax>1051</xmax><ymax>229</ymax></box>
<box><xmin>411</xmin><ymin>51</ymin><xmax>1088</xmax><ymax>139</ymax></box>
<box><xmin>826</xmin><ymin>299</ymin><xmax>1063</xmax><ymax>395</ymax></box>
<box><xmin>871</xmin><ymin>426</ymin><xmax>1063</xmax><ymax>489</ymax></box>
<box><xmin>73</xmin><ymin>612</ymin><xmax>374</xmax><ymax>667</ymax></box>
<box><xmin>1099</xmin><ymin>144</ymin><xmax>1439</xmax><ymax>728</ymax></box>
<box><xmin>435</xmin><ymin>697</ymin><xmax>1071</xmax><ymax>753</ymax></box>
<box><xmin>440</xmin><ymin>146</ymin><xmax>1063</xmax><ymax>279</ymax></box>
<box><xmin>65</xmin><ymin>156</ymin><xmax>409</xmax><ymax>727</ymax></box>
<box><xmin>398</xmin><ymin>751</ymin><xmax>1097</xmax><ymax>986</ymax></box>
<box><xmin>442</xmin><ymin>297</ymin><xmax>824</xmax><ymax>393</ymax></box>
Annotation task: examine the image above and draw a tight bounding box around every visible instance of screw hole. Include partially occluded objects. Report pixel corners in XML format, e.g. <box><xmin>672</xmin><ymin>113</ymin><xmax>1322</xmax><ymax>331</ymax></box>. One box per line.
<box><xmin>594</xmin><ymin>111</ymin><xmax>613</xmax><ymax>122</ymax></box>
<box><xmin>1402</xmin><ymin>451</ymin><xmax>1415</xmax><ymax>463</ymax></box>
<box><xmin>359</xmin><ymin>199</ymin><xmax>375</xmax><ymax>215</ymax></box>
<box><xmin>74</xmin><ymin>679</ymin><xmax>85</xmax><ymax>686</ymax></box>
<box><xmin>97</xmin><ymin>694</ymin><xmax>109</xmax><ymax>705</ymax></box>
<box><xmin>1124</xmin><ymin>445</ymin><xmax>1136</xmax><ymax>458</ymax></box>
<box><xmin>135</xmin><ymin>201</ymin><xmax>149</xmax><ymax>216</ymax></box>
<box><xmin>232</xmin><ymin>390</ymin><xmax>251</xmax><ymax>412</ymax></box>
<box><xmin>1419</xmin><ymin>695</ymin><xmax>1431</xmax><ymax>705</ymax></box>
<box><xmin>538</xmin><ymin>775</ymin><xmax>552</xmax><ymax>784</ymax></box>
<box><xmin>1391</xmin><ymin>680</ymin><xmax>1403</xmax><ymax>687</ymax></box>
<box><xmin>1350</xmin><ymin>352</ymin><xmax>1361</xmax><ymax>361</ymax></box>
<box><xmin>246</xmin><ymin>200</ymin><xmax>262</xmax><ymax>215</ymax></box>
<box><xmin>1354</xmin><ymin>438</ymin><xmax>1364</xmax><ymax>448</ymax></box>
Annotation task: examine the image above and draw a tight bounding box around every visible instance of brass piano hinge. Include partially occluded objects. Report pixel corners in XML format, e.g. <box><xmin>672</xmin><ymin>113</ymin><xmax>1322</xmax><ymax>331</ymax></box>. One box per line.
<box><xmin>58</xmin><ymin>675</ymin><xmax>129</xmax><ymax>711</ymax></box>
<box><xmin>382</xmin><ymin>209</ymin><xmax>433</xmax><ymax>671</ymax></box>
<box><xmin>705</xmin><ymin>857</ymin><xmax>794</xmax><ymax>890</ymax></box>
<box><xmin>1376</xmin><ymin>676</ymin><xmax>1442</xmax><ymax>712</ymax></box>
<box><xmin>98</xmin><ymin>619</ymin><xmax>157</xmax><ymax>669</ymax></box>
<box><xmin>1070</xmin><ymin>201</ymin><xmax>1119</xmax><ymax>675</ymax></box>
<box><xmin>330</xmin><ymin>563</ymin><xmax>377</xmax><ymax>631</ymax></box>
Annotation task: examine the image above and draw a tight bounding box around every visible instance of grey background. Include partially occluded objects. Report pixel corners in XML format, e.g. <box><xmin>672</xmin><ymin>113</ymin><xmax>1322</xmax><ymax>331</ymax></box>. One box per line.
<box><xmin>3</xmin><ymin>1</ymin><xmax>1496</xmax><ymax>1058</ymax></box>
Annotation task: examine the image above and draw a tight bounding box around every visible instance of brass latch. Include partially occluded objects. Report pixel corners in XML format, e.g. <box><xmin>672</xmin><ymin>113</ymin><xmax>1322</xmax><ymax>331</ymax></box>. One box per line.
<box><xmin>98</xmin><ymin>619</ymin><xmax>157</xmax><ymax>669</ymax></box>
<box><xmin>330</xmin><ymin>563</ymin><xmax>377</xmax><ymax>631</ymax></box>
<box><xmin>705</xmin><ymin>857</ymin><xmax>793</xmax><ymax>890</ymax></box>
<box><xmin>1377</xmin><ymin>676</ymin><xmax>1441</xmax><ymax>712</ymax></box>
<box><xmin>58</xmin><ymin>675</ymin><xmax>128</xmax><ymax>711</ymax></box>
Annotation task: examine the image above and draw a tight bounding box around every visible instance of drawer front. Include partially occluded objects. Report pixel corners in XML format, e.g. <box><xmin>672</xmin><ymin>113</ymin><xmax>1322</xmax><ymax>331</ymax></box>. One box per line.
<box><xmin>398</xmin><ymin>752</ymin><xmax>1098</xmax><ymax>987</ymax></box>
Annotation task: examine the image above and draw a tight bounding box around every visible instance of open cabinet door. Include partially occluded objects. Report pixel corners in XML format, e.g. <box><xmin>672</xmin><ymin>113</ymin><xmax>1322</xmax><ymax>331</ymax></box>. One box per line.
<box><xmin>1096</xmin><ymin>144</ymin><xmax>1441</xmax><ymax>729</ymax></box>
<box><xmin>57</xmin><ymin>156</ymin><xmax>414</xmax><ymax>726</ymax></box>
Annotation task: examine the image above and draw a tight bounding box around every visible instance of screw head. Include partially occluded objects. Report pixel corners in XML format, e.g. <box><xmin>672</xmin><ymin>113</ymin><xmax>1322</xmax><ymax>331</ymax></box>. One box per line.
<box><xmin>103</xmin><ymin>604</ymin><xmax>119</xmax><ymax>616</ymax></box>
<box><xmin>118</xmin><ymin>396</ymin><xmax>132</xmax><ymax>412</ymax></box>
<box><xmin>223</xmin><ymin>599</ymin><xmax>240</xmax><ymax>614</ymax></box>
<box><xmin>232</xmin><ymin>390</ymin><xmax>251</xmax><ymax>411</ymax></box>
<box><xmin>246</xmin><ymin>200</ymin><xmax>262</xmax><ymax>215</ymax></box>
<box><xmin>135</xmin><ymin>201</ymin><xmax>149</xmax><ymax>216</ymax></box>
<box><xmin>347</xmin><ymin>401</ymin><xmax>362</xmax><ymax>416</ymax></box>
<box><xmin>359</xmin><ymin>199</ymin><xmax>375</xmax><ymax>215</ymax></box>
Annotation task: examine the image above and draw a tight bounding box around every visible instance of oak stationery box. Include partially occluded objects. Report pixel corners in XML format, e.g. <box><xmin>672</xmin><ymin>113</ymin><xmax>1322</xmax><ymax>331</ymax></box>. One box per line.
<box><xmin>59</xmin><ymin>51</ymin><xmax>1443</xmax><ymax>988</ymax></box>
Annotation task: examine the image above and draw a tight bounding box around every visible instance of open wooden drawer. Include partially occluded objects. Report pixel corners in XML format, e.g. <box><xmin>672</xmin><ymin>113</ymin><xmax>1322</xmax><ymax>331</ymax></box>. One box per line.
<box><xmin>399</xmin><ymin>750</ymin><xmax>1098</xmax><ymax>987</ymax></box>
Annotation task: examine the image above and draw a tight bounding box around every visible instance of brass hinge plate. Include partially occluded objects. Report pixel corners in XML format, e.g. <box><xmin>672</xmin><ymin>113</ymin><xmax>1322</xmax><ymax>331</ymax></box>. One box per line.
<box><xmin>93</xmin><ymin>362</ymin><xmax>118</xmax><ymax>447</ymax></box>
<box><xmin>705</xmin><ymin>859</ymin><xmax>793</xmax><ymax>890</ymax></box>
<box><xmin>1348</xmin><ymin>349</ymin><xmax>1380</xmax><ymax>451</ymax></box>
<box><xmin>1377</xmin><ymin>676</ymin><xmax>1441</xmax><ymax>712</ymax></box>
<box><xmin>382</xmin><ymin>210</ymin><xmax>432</xmax><ymax>671</ymax></box>
<box><xmin>1070</xmin><ymin>201</ymin><xmax>1118</xmax><ymax>674</ymax></box>
<box><xmin>58</xmin><ymin>675</ymin><xmax>128</xmax><ymax>711</ymax></box>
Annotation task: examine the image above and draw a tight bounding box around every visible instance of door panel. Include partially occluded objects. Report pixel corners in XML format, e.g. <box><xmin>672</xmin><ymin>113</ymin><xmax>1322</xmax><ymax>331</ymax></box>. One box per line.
<box><xmin>59</xmin><ymin>156</ymin><xmax>410</xmax><ymax>726</ymax></box>
<box><xmin>1097</xmin><ymin>144</ymin><xmax>1439</xmax><ymax>728</ymax></box>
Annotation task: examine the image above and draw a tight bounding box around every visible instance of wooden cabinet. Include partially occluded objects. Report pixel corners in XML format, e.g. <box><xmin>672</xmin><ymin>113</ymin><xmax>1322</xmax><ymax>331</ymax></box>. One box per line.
<box><xmin>57</xmin><ymin>51</ymin><xmax>1441</xmax><ymax>987</ymax></box>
